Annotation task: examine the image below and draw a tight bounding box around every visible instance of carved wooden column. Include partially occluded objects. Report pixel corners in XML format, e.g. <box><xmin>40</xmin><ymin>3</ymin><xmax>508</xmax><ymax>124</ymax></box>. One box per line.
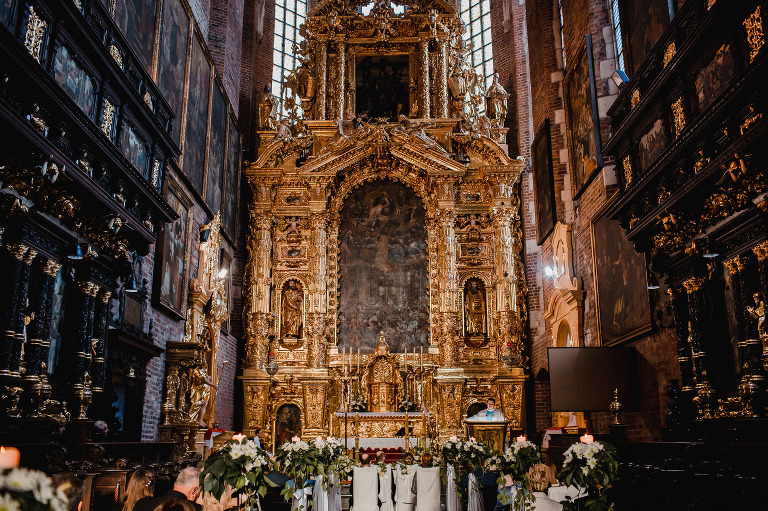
<box><xmin>73</xmin><ymin>281</ymin><xmax>98</xmax><ymax>390</ymax></box>
<box><xmin>725</xmin><ymin>256</ymin><xmax>763</xmax><ymax>381</ymax></box>
<box><xmin>419</xmin><ymin>38</ymin><xmax>431</xmax><ymax>119</ymax></box>
<box><xmin>668</xmin><ymin>287</ymin><xmax>695</xmax><ymax>392</ymax></box>
<box><xmin>437</xmin><ymin>209</ymin><xmax>458</xmax><ymax>366</ymax></box>
<box><xmin>437</xmin><ymin>37</ymin><xmax>449</xmax><ymax>118</ymax></box>
<box><xmin>335</xmin><ymin>39</ymin><xmax>346</xmax><ymax>119</ymax></box>
<box><xmin>753</xmin><ymin>241</ymin><xmax>768</xmax><ymax>373</ymax></box>
<box><xmin>0</xmin><ymin>245</ymin><xmax>27</xmax><ymax>377</ymax></box>
<box><xmin>245</xmin><ymin>212</ymin><xmax>274</xmax><ymax>369</ymax></box>
<box><xmin>316</xmin><ymin>39</ymin><xmax>327</xmax><ymax>120</ymax></box>
<box><xmin>24</xmin><ymin>259</ymin><xmax>60</xmax><ymax>382</ymax></box>
<box><xmin>91</xmin><ymin>289</ymin><xmax>111</xmax><ymax>392</ymax></box>
<box><xmin>683</xmin><ymin>276</ymin><xmax>715</xmax><ymax>417</ymax></box>
<box><xmin>307</xmin><ymin>212</ymin><xmax>328</xmax><ymax>367</ymax></box>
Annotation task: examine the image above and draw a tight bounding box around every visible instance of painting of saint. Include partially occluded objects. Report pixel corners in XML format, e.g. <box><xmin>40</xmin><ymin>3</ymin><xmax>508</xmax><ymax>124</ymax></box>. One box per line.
<box><xmin>206</xmin><ymin>84</ymin><xmax>226</xmax><ymax>213</ymax></box>
<box><xmin>113</xmin><ymin>0</ymin><xmax>158</xmax><ymax>72</ymax></box>
<box><xmin>280</xmin><ymin>280</ymin><xmax>304</xmax><ymax>340</ymax></box>
<box><xmin>464</xmin><ymin>278</ymin><xmax>487</xmax><ymax>347</ymax></box>
<box><xmin>157</xmin><ymin>0</ymin><xmax>190</xmax><ymax>146</ymax></box>
<box><xmin>532</xmin><ymin>119</ymin><xmax>556</xmax><ymax>244</ymax></box>
<box><xmin>276</xmin><ymin>404</ymin><xmax>302</xmax><ymax>448</ymax></box>
<box><xmin>695</xmin><ymin>42</ymin><xmax>737</xmax><ymax>113</ymax></box>
<box><xmin>183</xmin><ymin>35</ymin><xmax>211</xmax><ymax>194</ymax></box>
<box><xmin>158</xmin><ymin>185</ymin><xmax>190</xmax><ymax>315</ymax></box>
<box><xmin>638</xmin><ymin>118</ymin><xmax>667</xmax><ymax>172</ymax></box>
<box><xmin>52</xmin><ymin>45</ymin><xmax>96</xmax><ymax>119</ymax></box>
<box><xmin>591</xmin><ymin>212</ymin><xmax>651</xmax><ymax>345</ymax></box>
<box><xmin>119</xmin><ymin>122</ymin><xmax>149</xmax><ymax>177</ymax></box>
<box><xmin>221</xmin><ymin>116</ymin><xmax>239</xmax><ymax>239</ymax></box>
<box><xmin>564</xmin><ymin>36</ymin><xmax>603</xmax><ymax>199</ymax></box>
<box><xmin>338</xmin><ymin>180</ymin><xmax>429</xmax><ymax>353</ymax></box>
<box><xmin>623</xmin><ymin>0</ymin><xmax>670</xmax><ymax>74</ymax></box>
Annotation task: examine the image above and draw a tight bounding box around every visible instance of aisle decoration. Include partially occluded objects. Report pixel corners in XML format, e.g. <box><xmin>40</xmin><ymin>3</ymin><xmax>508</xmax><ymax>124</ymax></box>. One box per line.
<box><xmin>441</xmin><ymin>436</ymin><xmax>492</xmax><ymax>500</ymax></box>
<box><xmin>486</xmin><ymin>439</ymin><xmax>540</xmax><ymax>509</ymax></box>
<box><xmin>201</xmin><ymin>437</ymin><xmax>270</xmax><ymax>509</ymax></box>
<box><xmin>0</xmin><ymin>467</ymin><xmax>69</xmax><ymax>511</ymax></box>
<box><xmin>558</xmin><ymin>439</ymin><xmax>618</xmax><ymax>510</ymax></box>
<box><xmin>312</xmin><ymin>437</ymin><xmax>349</xmax><ymax>489</ymax></box>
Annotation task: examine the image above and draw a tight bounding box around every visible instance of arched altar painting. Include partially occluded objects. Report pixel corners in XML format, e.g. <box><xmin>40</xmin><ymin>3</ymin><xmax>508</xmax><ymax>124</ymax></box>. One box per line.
<box><xmin>276</xmin><ymin>404</ymin><xmax>302</xmax><ymax>448</ymax></box>
<box><xmin>338</xmin><ymin>179</ymin><xmax>428</xmax><ymax>352</ymax></box>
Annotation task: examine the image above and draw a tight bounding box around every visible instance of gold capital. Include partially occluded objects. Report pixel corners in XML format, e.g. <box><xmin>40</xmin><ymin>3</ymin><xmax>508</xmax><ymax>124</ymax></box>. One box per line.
<box><xmin>683</xmin><ymin>277</ymin><xmax>705</xmax><ymax>293</ymax></box>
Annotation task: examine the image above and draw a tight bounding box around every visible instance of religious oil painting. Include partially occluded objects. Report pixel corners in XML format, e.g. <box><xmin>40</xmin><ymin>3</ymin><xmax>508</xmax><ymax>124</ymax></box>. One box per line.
<box><xmin>156</xmin><ymin>182</ymin><xmax>192</xmax><ymax>317</ymax></box>
<box><xmin>113</xmin><ymin>0</ymin><xmax>157</xmax><ymax>72</ymax></box>
<box><xmin>157</xmin><ymin>0</ymin><xmax>190</xmax><ymax>146</ymax></box>
<box><xmin>532</xmin><ymin>119</ymin><xmax>556</xmax><ymax>244</ymax></box>
<box><xmin>623</xmin><ymin>0</ymin><xmax>671</xmax><ymax>73</ymax></box>
<box><xmin>591</xmin><ymin>210</ymin><xmax>652</xmax><ymax>345</ymax></box>
<box><xmin>638</xmin><ymin>118</ymin><xmax>667</xmax><ymax>172</ymax></box>
<box><xmin>564</xmin><ymin>35</ymin><xmax>603</xmax><ymax>200</ymax></box>
<box><xmin>338</xmin><ymin>180</ymin><xmax>429</xmax><ymax>353</ymax></box>
<box><xmin>695</xmin><ymin>42</ymin><xmax>737</xmax><ymax>113</ymax></box>
<box><xmin>356</xmin><ymin>55</ymin><xmax>410</xmax><ymax>120</ymax></box>
<box><xmin>183</xmin><ymin>34</ymin><xmax>211</xmax><ymax>194</ymax></box>
<box><xmin>464</xmin><ymin>278</ymin><xmax>488</xmax><ymax>348</ymax></box>
<box><xmin>275</xmin><ymin>404</ymin><xmax>302</xmax><ymax>449</ymax></box>
<box><xmin>52</xmin><ymin>44</ymin><xmax>96</xmax><ymax>119</ymax></box>
<box><xmin>221</xmin><ymin>116</ymin><xmax>240</xmax><ymax>239</ymax></box>
<box><xmin>206</xmin><ymin>83</ymin><xmax>226</xmax><ymax>213</ymax></box>
<box><xmin>119</xmin><ymin>121</ymin><xmax>149</xmax><ymax>177</ymax></box>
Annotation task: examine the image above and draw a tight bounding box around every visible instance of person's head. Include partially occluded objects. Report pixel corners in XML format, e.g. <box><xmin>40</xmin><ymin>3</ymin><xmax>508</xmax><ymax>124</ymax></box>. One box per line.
<box><xmin>375</xmin><ymin>451</ymin><xmax>385</xmax><ymax>463</ymax></box>
<box><xmin>402</xmin><ymin>453</ymin><xmax>415</xmax><ymax>465</ymax></box>
<box><xmin>152</xmin><ymin>499</ymin><xmax>196</xmax><ymax>511</ymax></box>
<box><xmin>173</xmin><ymin>467</ymin><xmax>201</xmax><ymax>502</ymax></box>
<box><xmin>51</xmin><ymin>473</ymin><xmax>84</xmax><ymax>511</ymax></box>
<box><xmin>527</xmin><ymin>463</ymin><xmax>552</xmax><ymax>493</ymax></box>
<box><xmin>486</xmin><ymin>398</ymin><xmax>496</xmax><ymax>410</ymax></box>
<box><xmin>420</xmin><ymin>453</ymin><xmax>433</xmax><ymax>467</ymax></box>
<box><xmin>360</xmin><ymin>453</ymin><xmax>372</xmax><ymax>466</ymax></box>
<box><xmin>255</xmin><ymin>427</ymin><xmax>263</xmax><ymax>438</ymax></box>
<box><xmin>122</xmin><ymin>469</ymin><xmax>154</xmax><ymax>511</ymax></box>
<box><xmin>93</xmin><ymin>420</ymin><xmax>109</xmax><ymax>437</ymax></box>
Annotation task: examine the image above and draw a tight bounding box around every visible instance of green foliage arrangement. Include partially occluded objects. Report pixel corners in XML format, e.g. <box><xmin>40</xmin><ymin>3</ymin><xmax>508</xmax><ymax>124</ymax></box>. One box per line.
<box><xmin>200</xmin><ymin>438</ymin><xmax>271</xmax><ymax>509</ymax></box>
<box><xmin>558</xmin><ymin>440</ymin><xmax>619</xmax><ymax>511</ymax></box>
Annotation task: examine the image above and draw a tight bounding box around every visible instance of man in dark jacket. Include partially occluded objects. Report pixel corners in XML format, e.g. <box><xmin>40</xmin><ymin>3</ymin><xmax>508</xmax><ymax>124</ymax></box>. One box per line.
<box><xmin>133</xmin><ymin>467</ymin><xmax>203</xmax><ymax>511</ymax></box>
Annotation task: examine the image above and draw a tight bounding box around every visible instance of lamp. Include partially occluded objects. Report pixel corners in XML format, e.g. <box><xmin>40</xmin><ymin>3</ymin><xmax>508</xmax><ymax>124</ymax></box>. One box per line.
<box><xmin>68</xmin><ymin>242</ymin><xmax>84</xmax><ymax>260</ymax></box>
<box><xmin>124</xmin><ymin>273</ymin><xmax>139</xmax><ymax>293</ymax></box>
<box><xmin>610</xmin><ymin>69</ymin><xmax>629</xmax><ymax>88</ymax></box>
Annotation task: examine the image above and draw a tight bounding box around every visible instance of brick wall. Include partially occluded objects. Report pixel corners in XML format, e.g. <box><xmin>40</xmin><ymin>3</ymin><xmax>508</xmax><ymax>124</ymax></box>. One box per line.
<box><xmin>188</xmin><ymin>0</ymin><xmax>212</xmax><ymax>40</ymax></box>
<box><xmin>207</xmin><ymin>0</ymin><xmax>245</xmax><ymax>113</ymax></box>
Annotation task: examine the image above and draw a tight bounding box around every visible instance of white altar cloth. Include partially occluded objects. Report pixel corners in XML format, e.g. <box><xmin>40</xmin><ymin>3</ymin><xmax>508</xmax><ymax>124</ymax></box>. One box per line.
<box><xmin>343</xmin><ymin>437</ymin><xmax>419</xmax><ymax>449</ymax></box>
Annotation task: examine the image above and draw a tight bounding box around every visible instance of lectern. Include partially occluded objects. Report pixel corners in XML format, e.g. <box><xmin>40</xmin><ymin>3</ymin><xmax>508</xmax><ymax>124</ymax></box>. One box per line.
<box><xmin>464</xmin><ymin>420</ymin><xmax>508</xmax><ymax>452</ymax></box>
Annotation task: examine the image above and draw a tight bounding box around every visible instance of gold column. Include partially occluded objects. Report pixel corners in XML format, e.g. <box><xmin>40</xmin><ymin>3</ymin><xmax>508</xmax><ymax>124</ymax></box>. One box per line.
<box><xmin>683</xmin><ymin>276</ymin><xmax>715</xmax><ymax>418</ymax></box>
<box><xmin>437</xmin><ymin>37</ymin><xmax>449</xmax><ymax>118</ymax></box>
<box><xmin>437</xmin><ymin>209</ymin><xmax>459</xmax><ymax>366</ymax></box>
<box><xmin>307</xmin><ymin>212</ymin><xmax>328</xmax><ymax>367</ymax></box>
<box><xmin>419</xmin><ymin>38</ymin><xmax>431</xmax><ymax>119</ymax></box>
<box><xmin>753</xmin><ymin>241</ymin><xmax>768</xmax><ymax>373</ymax></box>
<box><xmin>245</xmin><ymin>212</ymin><xmax>274</xmax><ymax>370</ymax></box>
<box><xmin>335</xmin><ymin>39</ymin><xmax>346</xmax><ymax>119</ymax></box>
<box><xmin>317</xmin><ymin>40</ymin><xmax>327</xmax><ymax>120</ymax></box>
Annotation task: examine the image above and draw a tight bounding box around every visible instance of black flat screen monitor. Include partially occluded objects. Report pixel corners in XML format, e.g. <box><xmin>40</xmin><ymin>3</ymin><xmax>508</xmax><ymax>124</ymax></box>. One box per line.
<box><xmin>547</xmin><ymin>347</ymin><xmax>639</xmax><ymax>412</ymax></box>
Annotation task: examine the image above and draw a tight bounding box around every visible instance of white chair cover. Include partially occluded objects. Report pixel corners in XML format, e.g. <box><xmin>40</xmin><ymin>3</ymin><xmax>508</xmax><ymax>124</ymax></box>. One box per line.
<box><xmin>379</xmin><ymin>464</ymin><xmax>394</xmax><ymax>511</ymax></box>
<box><xmin>314</xmin><ymin>475</ymin><xmax>330</xmax><ymax>511</ymax></box>
<box><xmin>352</xmin><ymin>466</ymin><xmax>380</xmax><ymax>511</ymax></box>
<box><xmin>329</xmin><ymin>473</ymin><xmax>342</xmax><ymax>511</ymax></box>
<box><xmin>413</xmin><ymin>466</ymin><xmax>441</xmax><ymax>511</ymax></box>
<box><xmin>467</xmin><ymin>473</ymin><xmax>484</xmax><ymax>511</ymax></box>
<box><xmin>445</xmin><ymin>465</ymin><xmax>461</xmax><ymax>511</ymax></box>
<box><xmin>291</xmin><ymin>483</ymin><xmax>311</xmax><ymax>511</ymax></box>
<box><xmin>394</xmin><ymin>464</ymin><xmax>416</xmax><ymax>511</ymax></box>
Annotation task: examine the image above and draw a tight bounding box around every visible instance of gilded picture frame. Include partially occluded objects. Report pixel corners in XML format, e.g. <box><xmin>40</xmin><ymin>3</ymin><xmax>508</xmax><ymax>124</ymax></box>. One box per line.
<box><xmin>563</xmin><ymin>35</ymin><xmax>603</xmax><ymax>200</ymax></box>
<box><xmin>532</xmin><ymin>119</ymin><xmax>557</xmax><ymax>244</ymax></box>
<box><xmin>591</xmin><ymin>198</ymin><xmax>652</xmax><ymax>345</ymax></box>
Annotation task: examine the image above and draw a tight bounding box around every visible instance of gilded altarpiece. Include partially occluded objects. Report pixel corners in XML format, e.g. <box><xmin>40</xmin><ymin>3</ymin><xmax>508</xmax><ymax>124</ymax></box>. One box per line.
<box><xmin>241</xmin><ymin>0</ymin><xmax>528</xmax><ymax>443</ymax></box>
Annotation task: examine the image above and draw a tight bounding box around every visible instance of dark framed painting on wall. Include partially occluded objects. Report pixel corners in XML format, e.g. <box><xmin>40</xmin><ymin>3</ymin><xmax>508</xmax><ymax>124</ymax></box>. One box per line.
<box><xmin>119</xmin><ymin>119</ymin><xmax>150</xmax><ymax>178</ymax></box>
<box><xmin>51</xmin><ymin>43</ymin><xmax>97</xmax><ymax>119</ymax></box>
<box><xmin>532</xmin><ymin>119</ymin><xmax>557</xmax><ymax>244</ymax></box>
<box><xmin>638</xmin><ymin>117</ymin><xmax>667</xmax><ymax>172</ymax></box>
<box><xmin>157</xmin><ymin>0</ymin><xmax>190</xmax><ymax>146</ymax></box>
<box><xmin>155</xmin><ymin>179</ymin><xmax>193</xmax><ymax>317</ymax></box>
<box><xmin>591</xmin><ymin>200</ymin><xmax>652</xmax><ymax>345</ymax></box>
<box><xmin>221</xmin><ymin>115</ymin><xmax>240</xmax><ymax>240</ymax></box>
<box><xmin>113</xmin><ymin>0</ymin><xmax>158</xmax><ymax>72</ymax></box>
<box><xmin>563</xmin><ymin>34</ymin><xmax>603</xmax><ymax>200</ymax></box>
<box><xmin>694</xmin><ymin>41</ymin><xmax>738</xmax><ymax>114</ymax></box>
<box><xmin>206</xmin><ymin>81</ymin><xmax>227</xmax><ymax>213</ymax></box>
<box><xmin>621</xmin><ymin>0</ymin><xmax>672</xmax><ymax>74</ymax></box>
<box><xmin>182</xmin><ymin>32</ymin><xmax>211</xmax><ymax>195</ymax></box>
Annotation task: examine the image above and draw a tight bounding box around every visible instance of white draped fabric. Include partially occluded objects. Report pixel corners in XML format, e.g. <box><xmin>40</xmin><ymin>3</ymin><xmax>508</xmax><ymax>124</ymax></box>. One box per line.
<box><xmin>291</xmin><ymin>484</ymin><xmax>311</xmax><ymax>511</ymax></box>
<box><xmin>532</xmin><ymin>492</ymin><xmax>564</xmax><ymax>511</ymax></box>
<box><xmin>467</xmin><ymin>473</ymin><xmax>484</xmax><ymax>511</ymax></box>
<box><xmin>330</xmin><ymin>474</ymin><xmax>342</xmax><ymax>511</ymax></box>
<box><xmin>412</xmin><ymin>466</ymin><xmax>441</xmax><ymax>511</ymax></box>
<box><xmin>352</xmin><ymin>466</ymin><xmax>380</xmax><ymax>511</ymax></box>
<box><xmin>394</xmin><ymin>464</ymin><xmax>417</xmax><ymax>511</ymax></box>
<box><xmin>314</xmin><ymin>475</ymin><xmax>330</xmax><ymax>511</ymax></box>
<box><xmin>379</xmin><ymin>464</ymin><xmax>394</xmax><ymax>511</ymax></box>
<box><xmin>445</xmin><ymin>465</ymin><xmax>461</xmax><ymax>511</ymax></box>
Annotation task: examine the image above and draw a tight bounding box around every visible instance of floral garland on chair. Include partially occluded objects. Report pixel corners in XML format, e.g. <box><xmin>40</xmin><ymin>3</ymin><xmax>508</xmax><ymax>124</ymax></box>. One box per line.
<box><xmin>486</xmin><ymin>440</ymin><xmax>540</xmax><ymax>509</ymax></box>
<box><xmin>441</xmin><ymin>436</ymin><xmax>492</xmax><ymax>500</ymax></box>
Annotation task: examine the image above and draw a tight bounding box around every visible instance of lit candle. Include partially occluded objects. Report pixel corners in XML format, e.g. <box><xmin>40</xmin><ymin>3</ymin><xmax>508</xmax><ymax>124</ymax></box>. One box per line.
<box><xmin>232</xmin><ymin>433</ymin><xmax>247</xmax><ymax>443</ymax></box>
<box><xmin>420</xmin><ymin>346</ymin><xmax>424</xmax><ymax>371</ymax></box>
<box><xmin>516</xmin><ymin>435</ymin><xmax>526</xmax><ymax>443</ymax></box>
<box><xmin>580</xmin><ymin>433</ymin><xmax>594</xmax><ymax>443</ymax></box>
<box><xmin>357</xmin><ymin>348</ymin><xmax>360</xmax><ymax>373</ymax></box>
<box><xmin>0</xmin><ymin>446</ymin><xmax>20</xmax><ymax>469</ymax></box>
<box><xmin>292</xmin><ymin>436</ymin><xmax>301</xmax><ymax>442</ymax></box>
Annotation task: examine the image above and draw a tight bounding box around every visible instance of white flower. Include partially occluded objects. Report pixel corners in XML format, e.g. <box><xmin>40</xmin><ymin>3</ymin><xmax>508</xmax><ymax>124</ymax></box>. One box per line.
<box><xmin>581</xmin><ymin>466</ymin><xmax>589</xmax><ymax>475</ymax></box>
<box><xmin>0</xmin><ymin>492</ymin><xmax>21</xmax><ymax>511</ymax></box>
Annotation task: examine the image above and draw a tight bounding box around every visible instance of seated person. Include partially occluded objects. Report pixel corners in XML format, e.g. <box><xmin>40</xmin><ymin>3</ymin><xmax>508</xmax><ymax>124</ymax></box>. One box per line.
<box><xmin>394</xmin><ymin>453</ymin><xmax>417</xmax><ymax>511</ymax></box>
<box><xmin>133</xmin><ymin>467</ymin><xmax>203</xmax><ymax>511</ymax></box>
<box><xmin>527</xmin><ymin>464</ymin><xmax>563</xmax><ymax>511</ymax></box>
<box><xmin>467</xmin><ymin>398</ymin><xmax>506</xmax><ymax>422</ymax></box>
<box><xmin>411</xmin><ymin>453</ymin><xmax>441</xmax><ymax>511</ymax></box>
<box><xmin>51</xmin><ymin>473</ymin><xmax>84</xmax><ymax>511</ymax></box>
<box><xmin>351</xmin><ymin>453</ymin><xmax>380</xmax><ymax>511</ymax></box>
<box><xmin>377</xmin><ymin>451</ymin><xmax>394</xmax><ymax>511</ymax></box>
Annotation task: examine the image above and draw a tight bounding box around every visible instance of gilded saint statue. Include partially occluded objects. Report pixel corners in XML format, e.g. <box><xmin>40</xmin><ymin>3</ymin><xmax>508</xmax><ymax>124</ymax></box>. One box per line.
<box><xmin>485</xmin><ymin>72</ymin><xmax>509</xmax><ymax>127</ymax></box>
<box><xmin>258</xmin><ymin>85</ymin><xmax>278</xmax><ymax>129</ymax></box>
<box><xmin>281</xmin><ymin>280</ymin><xmax>304</xmax><ymax>340</ymax></box>
<box><xmin>747</xmin><ymin>292</ymin><xmax>766</xmax><ymax>339</ymax></box>
<box><xmin>448</xmin><ymin>60</ymin><xmax>469</xmax><ymax>119</ymax></box>
<box><xmin>188</xmin><ymin>354</ymin><xmax>217</xmax><ymax>427</ymax></box>
<box><xmin>464</xmin><ymin>279</ymin><xmax>487</xmax><ymax>344</ymax></box>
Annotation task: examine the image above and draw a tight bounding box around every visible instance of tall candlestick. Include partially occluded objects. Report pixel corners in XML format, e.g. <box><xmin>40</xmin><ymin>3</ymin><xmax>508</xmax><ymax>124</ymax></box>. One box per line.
<box><xmin>0</xmin><ymin>446</ymin><xmax>20</xmax><ymax>468</ymax></box>
<box><xmin>420</xmin><ymin>346</ymin><xmax>424</xmax><ymax>371</ymax></box>
<box><xmin>357</xmin><ymin>348</ymin><xmax>360</xmax><ymax>373</ymax></box>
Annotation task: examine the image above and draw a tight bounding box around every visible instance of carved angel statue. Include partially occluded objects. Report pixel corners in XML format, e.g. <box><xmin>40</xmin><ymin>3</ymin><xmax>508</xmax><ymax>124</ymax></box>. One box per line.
<box><xmin>258</xmin><ymin>85</ymin><xmax>278</xmax><ymax>129</ymax></box>
<box><xmin>188</xmin><ymin>355</ymin><xmax>217</xmax><ymax>427</ymax></box>
<box><xmin>485</xmin><ymin>72</ymin><xmax>509</xmax><ymax>126</ymax></box>
<box><xmin>393</xmin><ymin>115</ymin><xmax>448</xmax><ymax>154</ymax></box>
<box><xmin>747</xmin><ymin>292</ymin><xmax>766</xmax><ymax>339</ymax></box>
<box><xmin>275</xmin><ymin>118</ymin><xmax>294</xmax><ymax>142</ymax></box>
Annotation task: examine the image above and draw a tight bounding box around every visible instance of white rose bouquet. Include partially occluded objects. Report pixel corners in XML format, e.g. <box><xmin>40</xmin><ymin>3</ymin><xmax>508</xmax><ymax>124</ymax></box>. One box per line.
<box><xmin>201</xmin><ymin>437</ymin><xmax>271</xmax><ymax>508</ymax></box>
<box><xmin>276</xmin><ymin>437</ymin><xmax>321</xmax><ymax>502</ymax></box>
<box><xmin>558</xmin><ymin>440</ymin><xmax>618</xmax><ymax>511</ymax></box>
<box><xmin>0</xmin><ymin>467</ymin><xmax>69</xmax><ymax>511</ymax></box>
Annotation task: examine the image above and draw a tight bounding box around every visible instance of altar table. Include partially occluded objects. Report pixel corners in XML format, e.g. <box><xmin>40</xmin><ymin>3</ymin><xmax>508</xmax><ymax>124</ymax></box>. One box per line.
<box><xmin>333</xmin><ymin>411</ymin><xmax>432</xmax><ymax>438</ymax></box>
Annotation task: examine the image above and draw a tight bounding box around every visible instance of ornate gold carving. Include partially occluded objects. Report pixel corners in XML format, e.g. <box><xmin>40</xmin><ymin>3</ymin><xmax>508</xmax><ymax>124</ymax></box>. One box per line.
<box><xmin>753</xmin><ymin>241</ymin><xmax>768</xmax><ymax>262</ymax></box>
<box><xmin>631</xmin><ymin>89</ymin><xmax>641</xmax><ymax>108</ymax></box>
<box><xmin>110</xmin><ymin>45</ymin><xmax>123</xmax><ymax>68</ymax></box>
<box><xmin>672</xmin><ymin>98</ymin><xmax>686</xmax><ymax>137</ymax></box>
<box><xmin>683</xmin><ymin>277</ymin><xmax>705</xmax><ymax>293</ymax></box>
<box><xmin>24</xmin><ymin>5</ymin><xmax>47</xmax><ymax>63</ymax></box>
<box><xmin>744</xmin><ymin>6</ymin><xmax>764</xmax><ymax>63</ymax></box>
<box><xmin>623</xmin><ymin>156</ymin><xmax>633</xmax><ymax>186</ymax></box>
<box><xmin>101</xmin><ymin>100</ymin><xmax>115</xmax><ymax>136</ymax></box>
<box><xmin>662</xmin><ymin>42</ymin><xmax>677</xmax><ymax>67</ymax></box>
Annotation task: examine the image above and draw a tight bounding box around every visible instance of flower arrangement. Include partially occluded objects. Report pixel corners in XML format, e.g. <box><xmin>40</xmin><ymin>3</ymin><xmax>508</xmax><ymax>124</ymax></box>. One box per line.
<box><xmin>397</xmin><ymin>395</ymin><xmax>417</xmax><ymax>412</ymax></box>
<box><xmin>276</xmin><ymin>437</ymin><xmax>320</xmax><ymax>497</ymax></box>
<box><xmin>0</xmin><ymin>467</ymin><xmax>69</xmax><ymax>511</ymax></box>
<box><xmin>201</xmin><ymin>437</ymin><xmax>270</xmax><ymax>508</ymax></box>
<box><xmin>502</xmin><ymin>440</ymin><xmax>541</xmax><ymax>480</ymax></box>
<box><xmin>349</xmin><ymin>392</ymin><xmax>368</xmax><ymax>412</ymax></box>
<box><xmin>441</xmin><ymin>436</ymin><xmax>492</xmax><ymax>501</ymax></box>
<box><xmin>558</xmin><ymin>440</ymin><xmax>618</xmax><ymax>511</ymax></box>
<box><xmin>311</xmin><ymin>436</ymin><xmax>349</xmax><ymax>490</ymax></box>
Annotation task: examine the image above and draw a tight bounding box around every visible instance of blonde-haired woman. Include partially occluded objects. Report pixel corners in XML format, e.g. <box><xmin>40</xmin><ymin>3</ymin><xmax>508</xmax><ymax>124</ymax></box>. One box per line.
<box><xmin>120</xmin><ymin>469</ymin><xmax>154</xmax><ymax>511</ymax></box>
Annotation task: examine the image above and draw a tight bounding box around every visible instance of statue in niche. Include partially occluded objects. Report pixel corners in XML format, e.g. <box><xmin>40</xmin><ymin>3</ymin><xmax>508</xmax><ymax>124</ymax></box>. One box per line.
<box><xmin>485</xmin><ymin>72</ymin><xmax>509</xmax><ymax>127</ymax></box>
<box><xmin>258</xmin><ymin>85</ymin><xmax>278</xmax><ymax>129</ymax></box>
<box><xmin>281</xmin><ymin>280</ymin><xmax>304</xmax><ymax>342</ymax></box>
<box><xmin>464</xmin><ymin>279</ymin><xmax>487</xmax><ymax>346</ymax></box>
<box><xmin>448</xmin><ymin>60</ymin><xmax>469</xmax><ymax>119</ymax></box>
<box><xmin>747</xmin><ymin>292</ymin><xmax>766</xmax><ymax>341</ymax></box>
<box><xmin>188</xmin><ymin>350</ymin><xmax>217</xmax><ymax>427</ymax></box>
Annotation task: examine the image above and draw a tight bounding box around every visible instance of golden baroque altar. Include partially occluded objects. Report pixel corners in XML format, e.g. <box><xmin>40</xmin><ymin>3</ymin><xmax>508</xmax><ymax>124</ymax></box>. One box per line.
<box><xmin>240</xmin><ymin>0</ymin><xmax>528</xmax><ymax>446</ymax></box>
